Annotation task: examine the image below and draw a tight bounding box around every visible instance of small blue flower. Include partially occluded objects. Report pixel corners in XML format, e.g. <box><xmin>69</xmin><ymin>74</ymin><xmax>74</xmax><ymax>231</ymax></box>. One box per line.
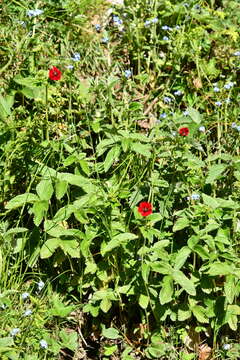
<box><xmin>199</xmin><ymin>126</ymin><xmax>205</xmax><ymax>132</ymax></box>
<box><xmin>102</xmin><ymin>36</ymin><xmax>109</xmax><ymax>43</ymax></box>
<box><xmin>37</xmin><ymin>280</ymin><xmax>44</xmax><ymax>291</ymax></box>
<box><xmin>224</xmin><ymin>82</ymin><xmax>234</xmax><ymax>90</ymax></box>
<box><xmin>225</xmin><ymin>98</ymin><xmax>231</xmax><ymax>104</ymax></box>
<box><xmin>21</xmin><ymin>292</ymin><xmax>30</xmax><ymax>300</ymax></box>
<box><xmin>233</xmin><ymin>51</ymin><xmax>240</xmax><ymax>56</ymax></box>
<box><xmin>71</xmin><ymin>53</ymin><xmax>80</xmax><ymax>62</ymax></box>
<box><xmin>124</xmin><ymin>69</ymin><xmax>132</xmax><ymax>78</ymax></box>
<box><xmin>237</xmin><ymin>126</ymin><xmax>240</xmax><ymax>132</ymax></box>
<box><xmin>223</xmin><ymin>344</ymin><xmax>231</xmax><ymax>351</ymax></box>
<box><xmin>40</xmin><ymin>339</ymin><xmax>48</xmax><ymax>349</ymax></box>
<box><xmin>215</xmin><ymin>101</ymin><xmax>222</xmax><ymax>106</ymax></box>
<box><xmin>172</xmin><ymin>131</ymin><xmax>177</xmax><ymax>136</ymax></box>
<box><xmin>231</xmin><ymin>122</ymin><xmax>237</xmax><ymax>128</ymax></box>
<box><xmin>213</xmin><ymin>86</ymin><xmax>220</xmax><ymax>92</ymax></box>
<box><xmin>151</xmin><ymin>17</ymin><xmax>158</xmax><ymax>24</ymax></box>
<box><xmin>174</xmin><ymin>90</ymin><xmax>182</xmax><ymax>96</ymax></box>
<box><xmin>160</xmin><ymin>112</ymin><xmax>167</xmax><ymax>119</ymax></box>
<box><xmin>162</xmin><ymin>25</ymin><xmax>170</xmax><ymax>30</ymax></box>
<box><xmin>26</xmin><ymin>9</ymin><xmax>44</xmax><ymax>17</ymax></box>
<box><xmin>163</xmin><ymin>36</ymin><xmax>169</xmax><ymax>41</ymax></box>
<box><xmin>183</xmin><ymin>110</ymin><xmax>189</xmax><ymax>116</ymax></box>
<box><xmin>66</xmin><ymin>65</ymin><xmax>74</xmax><ymax>70</ymax></box>
<box><xmin>175</xmin><ymin>25</ymin><xmax>180</xmax><ymax>30</ymax></box>
<box><xmin>113</xmin><ymin>15</ymin><xmax>123</xmax><ymax>26</ymax></box>
<box><xmin>95</xmin><ymin>24</ymin><xmax>101</xmax><ymax>31</ymax></box>
<box><xmin>24</xmin><ymin>309</ymin><xmax>32</xmax><ymax>317</ymax></box>
<box><xmin>187</xmin><ymin>194</ymin><xmax>200</xmax><ymax>201</ymax></box>
<box><xmin>163</xmin><ymin>96</ymin><xmax>172</xmax><ymax>104</ymax></box>
<box><xmin>10</xmin><ymin>328</ymin><xmax>20</xmax><ymax>337</ymax></box>
<box><xmin>144</xmin><ymin>20</ymin><xmax>151</xmax><ymax>27</ymax></box>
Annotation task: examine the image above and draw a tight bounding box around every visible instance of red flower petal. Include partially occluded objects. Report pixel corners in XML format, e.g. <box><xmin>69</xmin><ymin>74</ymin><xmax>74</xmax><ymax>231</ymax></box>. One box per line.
<box><xmin>138</xmin><ymin>201</ymin><xmax>153</xmax><ymax>217</ymax></box>
<box><xmin>49</xmin><ymin>66</ymin><xmax>62</xmax><ymax>81</ymax></box>
<box><xmin>179</xmin><ymin>127</ymin><xmax>189</xmax><ymax>136</ymax></box>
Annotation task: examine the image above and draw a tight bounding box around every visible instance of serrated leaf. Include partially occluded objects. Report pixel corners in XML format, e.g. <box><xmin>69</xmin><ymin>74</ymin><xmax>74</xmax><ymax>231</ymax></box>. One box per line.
<box><xmin>5</xmin><ymin>193</ymin><xmax>39</xmax><ymax>210</ymax></box>
<box><xmin>101</xmin><ymin>232</ymin><xmax>138</xmax><ymax>256</ymax></box>
<box><xmin>172</xmin><ymin>270</ymin><xmax>196</xmax><ymax>296</ymax></box>
<box><xmin>139</xmin><ymin>294</ymin><xmax>149</xmax><ymax>309</ymax></box>
<box><xmin>224</xmin><ymin>275</ymin><xmax>236</xmax><ymax>304</ymax></box>
<box><xmin>32</xmin><ymin>200</ymin><xmax>49</xmax><ymax>226</ymax></box>
<box><xmin>36</xmin><ymin>179</ymin><xmax>54</xmax><ymax>201</ymax></box>
<box><xmin>104</xmin><ymin>145</ymin><xmax>121</xmax><ymax>172</ymax></box>
<box><xmin>187</xmin><ymin>107</ymin><xmax>202</xmax><ymax>124</ymax></box>
<box><xmin>159</xmin><ymin>275</ymin><xmax>173</xmax><ymax>305</ymax></box>
<box><xmin>40</xmin><ymin>238</ymin><xmax>60</xmax><ymax>258</ymax></box>
<box><xmin>131</xmin><ymin>142</ymin><xmax>151</xmax><ymax>158</ymax></box>
<box><xmin>174</xmin><ymin>246</ymin><xmax>191</xmax><ymax>270</ymax></box>
<box><xmin>100</xmin><ymin>298</ymin><xmax>112</xmax><ymax>313</ymax></box>
<box><xmin>178</xmin><ymin>304</ymin><xmax>192</xmax><ymax>321</ymax></box>
<box><xmin>102</xmin><ymin>326</ymin><xmax>122</xmax><ymax>340</ymax></box>
<box><xmin>173</xmin><ymin>217</ymin><xmax>189</xmax><ymax>232</ymax></box>
<box><xmin>55</xmin><ymin>180</ymin><xmax>68</xmax><ymax>200</ymax></box>
<box><xmin>208</xmin><ymin>262</ymin><xmax>233</xmax><ymax>276</ymax></box>
<box><xmin>202</xmin><ymin>194</ymin><xmax>219</xmax><ymax>209</ymax></box>
<box><xmin>191</xmin><ymin>305</ymin><xmax>209</xmax><ymax>323</ymax></box>
<box><xmin>205</xmin><ymin>164</ymin><xmax>227</xmax><ymax>184</ymax></box>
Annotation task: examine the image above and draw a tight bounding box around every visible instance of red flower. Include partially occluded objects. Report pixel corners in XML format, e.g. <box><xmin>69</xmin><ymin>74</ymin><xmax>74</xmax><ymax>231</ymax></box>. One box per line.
<box><xmin>138</xmin><ymin>201</ymin><xmax>153</xmax><ymax>217</ymax></box>
<box><xmin>179</xmin><ymin>127</ymin><xmax>189</xmax><ymax>136</ymax></box>
<box><xmin>49</xmin><ymin>66</ymin><xmax>62</xmax><ymax>81</ymax></box>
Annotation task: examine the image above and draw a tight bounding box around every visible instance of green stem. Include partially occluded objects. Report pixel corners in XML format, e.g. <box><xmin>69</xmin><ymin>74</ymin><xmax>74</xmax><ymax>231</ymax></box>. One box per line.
<box><xmin>45</xmin><ymin>84</ymin><xmax>49</xmax><ymax>141</ymax></box>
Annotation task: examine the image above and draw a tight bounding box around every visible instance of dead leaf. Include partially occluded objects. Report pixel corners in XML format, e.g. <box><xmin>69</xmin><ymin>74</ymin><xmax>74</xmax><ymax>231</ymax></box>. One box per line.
<box><xmin>198</xmin><ymin>343</ymin><xmax>212</xmax><ymax>360</ymax></box>
<box><xmin>193</xmin><ymin>78</ymin><xmax>203</xmax><ymax>89</ymax></box>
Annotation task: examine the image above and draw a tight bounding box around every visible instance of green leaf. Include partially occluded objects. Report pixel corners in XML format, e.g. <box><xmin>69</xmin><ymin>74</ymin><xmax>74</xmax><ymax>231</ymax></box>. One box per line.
<box><xmin>5</xmin><ymin>193</ymin><xmax>39</xmax><ymax>210</ymax></box>
<box><xmin>172</xmin><ymin>270</ymin><xmax>196</xmax><ymax>296</ymax></box>
<box><xmin>13</xmin><ymin>75</ymin><xmax>39</xmax><ymax>88</ymax></box>
<box><xmin>36</xmin><ymin>179</ymin><xmax>54</xmax><ymax>201</ymax></box>
<box><xmin>159</xmin><ymin>275</ymin><xmax>173</xmax><ymax>305</ymax></box>
<box><xmin>193</xmin><ymin>245</ymin><xmax>210</xmax><ymax>260</ymax></box>
<box><xmin>205</xmin><ymin>164</ymin><xmax>227</xmax><ymax>184</ymax></box>
<box><xmin>32</xmin><ymin>200</ymin><xmax>49</xmax><ymax>226</ymax></box>
<box><xmin>174</xmin><ymin>246</ymin><xmax>191</xmax><ymax>270</ymax></box>
<box><xmin>139</xmin><ymin>294</ymin><xmax>149</xmax><ymax>309</ymax></box>
<box><xmin>49</xmin><ymin>295</ymin><xmax>75</xmax><ymax>317</ymax></box>
<box><xmin>40</xmin><ymin>238</ymin><xmax>60</xmax><ymax>258</ymax></box>
<box><xmin>131</xmin><ymin>142</ymin><xmax>151</xmax><ymax>158</ymax></box>
<box><xmin>5</xmin><ymin>227</ymin><xmax>28</xmax><ymax>236</ymax></box>
<box><xmin>224</xmin><ymin>275</ymin><xmax>236</xmax><ymax>304</ymax></box>
<box><xmin>187</xmin><ymin>107</ymin><xmax>202</xmax><ymax>124</ymax></box>
<box><xmin>208</xmin><ymin>262</ymin><xmax>233</xmax><ymax>276</ymax></box>
<box><xmin>102</xmin><ymin>326</ymin><xmax>122</xmax><ymax>340</ymax></box>
<box><xmin>53</xmin><ymin>205</ymin><xmax>75</xmax><ymax>222</ymax></box>
<box><xmin>178</xmin><ymin>303</ymin><xmax>192</xmax><ymax>321</ymax></box>
<box><xmin>101</xmin><ymin>232</ymin><xmax>138</xmax><ymax>256</ymax></box>
<box><xmin>55</xmin><ymin>180</ymin><xmax>68</xmax><ymax>200</ymax></box>
<box><xmin>100</xmin><ymin>298</ymin><xmax>112</xmax><ymax>313</ymax></box>
<box><xmin>104</xmin><ymin>344</ymin><xmax>118</xmax><ymax>356</ymax></box>
<box><xmin>151</xmin><ymin>262</ymin><xmax>172</xmax><ymax>275</ymax></box>
<box><xmin>0</xmin><ymin>336</ymin><xmax>14</xmax><ymax>352</ymax></box>
<box><xmin>0</xmin><ymin>95</ymin><xmax>12</xmax><ymax>120</ymax></box>
<box><xmin>173</xmin><ymin>217</ymin><xmax>189</xmax><ymax>232</ymax></box>
<box><xmin>202</xmin><ymin>194</ymin><xmax>219</xmax><ymax>209</ymax></box>
<box><xmin>60</xmin><ymin>239</ymin><xmax>80</xmax><ymax>258</ymax></box>
<box><xmin>191</xmin><ymin>305</ymin><xmax>209</xmax><ymax>323</ymax></box>
<box><xmin>59</xmin><ymin>330</ymin><xmax>78</xmax><ymax>351</ymax></box>
<box><xmin>104</xmin><ymin>145</ymin><xmax>121</xmax><ymax>172</ymax></box>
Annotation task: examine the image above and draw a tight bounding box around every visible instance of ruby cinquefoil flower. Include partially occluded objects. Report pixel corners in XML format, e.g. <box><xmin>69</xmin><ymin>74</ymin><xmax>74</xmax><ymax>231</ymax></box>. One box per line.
<box><xmin>138</xmin><ymin>201</ymin><xmax>153</xmax><ymax>217</ymax></box>
<box><xmin>178</xmin><ymin>127</ymin><xmax>189</xmax><ymax>136</ymax></box>
<box><xmin>49</xmin><ymin>66</ymin><xmax>62</xmax><ymax>81</ymax></box>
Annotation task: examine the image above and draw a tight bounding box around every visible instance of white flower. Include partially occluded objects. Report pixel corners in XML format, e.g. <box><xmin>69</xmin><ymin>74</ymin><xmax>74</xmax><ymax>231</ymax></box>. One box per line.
<box><xmin>40</xmin><ymin>339</ymin><xmax>48</xmax><ymax>349</ymax></box>
<box><xmin>199</xmin><ymin>126</ymin><xmax>205</xmax><ymax>132</ymax></box>
<box><xmin>26</xmin><ymin>9</ymin><xmax>44</xmax><ymax>17</ymax></box>
<box><xmin>24</xmin><ymin>309</ymin><xmax>32</xmax><ymax>316</ymax></box>
<box><xmin>10</xmin><ymin>328</ymin><xmax>20</xmax><ymax>336</ymax></box>
<box><xmin>37</xmin><ymin>280</ymin><xmax>44</xmax><ymax>291</ymax></box>
<box><xmin>21</xmin><ymin>292</ymin><xmax>30</xmax><ymax>300</ymax></box>
<box><xmin>223</xmin><ymin>344</ymin><xmax>231</xmax><ymax>350</ymax></box>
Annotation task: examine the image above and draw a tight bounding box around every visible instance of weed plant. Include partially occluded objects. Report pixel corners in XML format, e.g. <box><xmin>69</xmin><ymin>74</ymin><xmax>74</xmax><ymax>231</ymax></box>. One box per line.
<box><xmin>1</xmin><ymin>0</ymin><xmax>240</xmax><ymax>358</ymax></box>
